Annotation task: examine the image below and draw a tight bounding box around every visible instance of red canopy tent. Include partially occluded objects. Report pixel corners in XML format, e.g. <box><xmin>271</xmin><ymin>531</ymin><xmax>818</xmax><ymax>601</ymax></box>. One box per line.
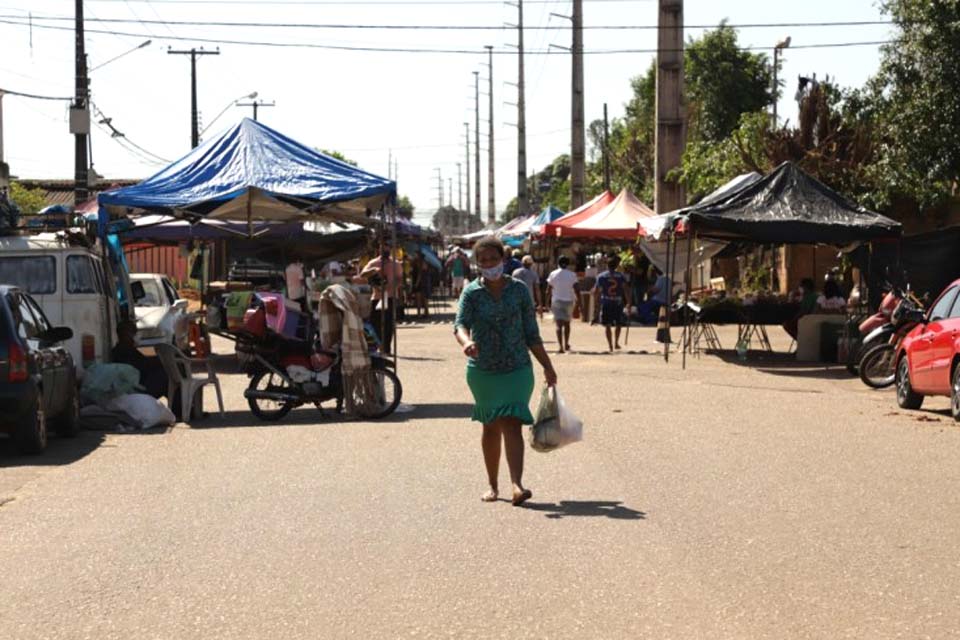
<box><xmin>541</xmin><ymin>190</ymin><xmax>615</xmax><ymax>238</ymax></box>
<box><xmin>545</xmin><ymin>189</ymin><xmax>655</xmax><ymax>240</ymax></box>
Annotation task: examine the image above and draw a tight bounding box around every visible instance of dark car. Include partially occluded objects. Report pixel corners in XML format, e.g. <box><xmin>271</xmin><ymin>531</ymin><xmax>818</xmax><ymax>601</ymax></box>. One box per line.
<box><xmin>0</xmin><ymin>285</ymin><xmax>80</xmax><ymax>453</ymax></box>
<box><xmin>896</xmin><ymin>278</ymin><xmax>960</xmax><ymax>419</ymax></box>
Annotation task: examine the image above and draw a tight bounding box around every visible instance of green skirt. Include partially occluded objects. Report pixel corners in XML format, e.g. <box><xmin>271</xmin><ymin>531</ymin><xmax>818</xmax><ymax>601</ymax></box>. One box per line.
<box><xmin>466</xmin><ymin>364</ymin><xmax>535</xmax><ymax>425</ymax></box>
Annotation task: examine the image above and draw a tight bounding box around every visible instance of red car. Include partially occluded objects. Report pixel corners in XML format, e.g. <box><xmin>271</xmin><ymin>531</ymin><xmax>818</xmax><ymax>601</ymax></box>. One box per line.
<box><xmin>896</xmin><ymin>278</ymin><xmax>960</xmax><ymax>418</ymax></box>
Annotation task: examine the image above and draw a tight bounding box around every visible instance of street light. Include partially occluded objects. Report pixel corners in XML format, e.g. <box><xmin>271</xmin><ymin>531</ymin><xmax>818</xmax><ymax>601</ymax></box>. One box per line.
<box><xmin>199</xmin><ymin>91</ymin><xmax>257</xmax><ymax>139</ymax></box>
<box><xmin>772</xmin><ymin>36</ymin><xmax>792</xmax><ymax>127</ymax></box>
<box><xmin>89</xmin><ymin>40</ymin><xmax>152</xmax><ymax>72</ymax></box>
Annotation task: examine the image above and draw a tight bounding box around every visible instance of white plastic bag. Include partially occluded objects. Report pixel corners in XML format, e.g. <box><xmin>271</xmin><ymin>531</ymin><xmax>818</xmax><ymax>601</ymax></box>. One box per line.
<box><xmin>529</xmin><ymin>386</ymin><xmax>583</xmax><ymax>452</ymax></box>
<box><xmin>105</xmin><ymin>394</ymin><xmax>176</xmax><ymax>430</ymax></box>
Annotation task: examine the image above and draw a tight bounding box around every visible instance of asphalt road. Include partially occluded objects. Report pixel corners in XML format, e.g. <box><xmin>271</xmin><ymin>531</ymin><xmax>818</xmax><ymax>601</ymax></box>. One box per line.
<box><xmin>2</xmin><ymin>306</ymin><xmax>960</xmax><ymax>639</ymax></box>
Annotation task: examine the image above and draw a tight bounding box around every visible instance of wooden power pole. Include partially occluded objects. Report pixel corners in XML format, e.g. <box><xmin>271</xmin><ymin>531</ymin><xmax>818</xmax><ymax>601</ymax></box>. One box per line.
<box><xmin>570</xmin><ymin>0</ymin><xmax>586</xmax><ymax>209</ymax></box>
<box><xmin>485</xmin><ymin>45</ymin><xmax>496</xmax><ymax>226</ymax></box>
<box><xmin>654</xmin><ymin>0</ymin><xmax>686</xmax><ymax>213</ymax></box>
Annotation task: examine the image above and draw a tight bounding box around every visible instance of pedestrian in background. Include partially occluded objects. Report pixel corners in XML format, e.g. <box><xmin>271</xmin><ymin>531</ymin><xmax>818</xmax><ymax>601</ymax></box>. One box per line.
<box><xmin>593</xmin><ymin>254</ymin><xmax>631</xmax><ymax>351</ymax></box>
<box><xmin>547</xmin><ymin>256</ymin><xmax>578</xmax><ymax>353</ymax></box>
<box><xmin>361</xmin><ymin>248</ymin><xmax>403</xmax><ymax>354</ymax></box>
<box><xmin>512</xmin><ymin>255</ymin><xmax>542</xmax><ymax>312</ymax></box>
<box><xmin>454</xmin><ymin>235</ymin><xmax>557</xmax><ymax>506</ymax></box>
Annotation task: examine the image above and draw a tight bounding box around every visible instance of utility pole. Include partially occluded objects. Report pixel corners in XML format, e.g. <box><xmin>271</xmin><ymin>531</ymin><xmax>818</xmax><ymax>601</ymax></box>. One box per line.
<box><xmin>463</xmin><ymin>122</ymin><xmax>471</xmax><ymax>215</ymax></box>
<box><xmin>654</xmin><ymin>0</ymin><xmax>686</xmax><ymax>213</ymax></box>
<box><xmin>602</xmin><ymin>102</ymin><xmax>611</xmax><ymax>191</ymax></box>
<box><xmin>434</xmin><ymin>167</ymin><xmax>443</xmax><ymax>209</ymax></box>
<box><xmin>507</xmin><ymin>0</ymin><xmax>528</xmax><ymax>217</ymax></box>
<box><xmin>388</xmin><ymin>149</ymin><xmax>392</xmax><ymax>180</ymax></box>
<box><xmin>570</xmin><ymin>0</ymin><xmax>586</xmax><ymax>209</ymax></box>
<box><xmin>457</xmin><ymin>162</ymin><xmax>463</xmax><ymax>210</ymax></box>
<box><xmin>771</xmin><ymin>37</ymin><xmax>791</xmax><ymax>127</ymax></box>
<box><xmin>394</xmin><ymin>158</ymin><xmax>398</xmax><ymax>185</ymax></box>
<box><xmin>448</xmin><ymin>177</ymin><xmax>453</xmax><ymax>207</ymax></box>
<box><xmin>473</xmin><ymin>71</ymin><xmax>481</xmax><ymax>219</ymax></box>
<box><xmin>167</xmin><ymin>47</ymin><xmax>220</xmax><ymax>148</ymax></box>
<box><xmin>485</xmin><ymin>45</ymin><xmax>496</xmax><ymax>226</ymax></box>
<box><xmin>236</xmin><ymin>98</ymin><xmax>275</xmax><ymax>121</ymax></box>
<box><xmin>72</xmin><ymin>0</ymin><xmax>90</xmax><ymax>205</ymax></box>
<box><xmin>0</xmin><ymin>92</ymin><xmax>8</xmax><ymax>189</ymax></box>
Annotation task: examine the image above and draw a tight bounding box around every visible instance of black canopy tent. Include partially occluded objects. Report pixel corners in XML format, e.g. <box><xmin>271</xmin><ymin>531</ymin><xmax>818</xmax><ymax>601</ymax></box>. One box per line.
<box><xmin>661</xmin><ymin>162</ymin><xmax>902</xmax><ymax>366</ymax></box>
<box><xmin>681</xmin><ymin>162</ymin><xmax>901</xmax><ymax>244</ymax></box>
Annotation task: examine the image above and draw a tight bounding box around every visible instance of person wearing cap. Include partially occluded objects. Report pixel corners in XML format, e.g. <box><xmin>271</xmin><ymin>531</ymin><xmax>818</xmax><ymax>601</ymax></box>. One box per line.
<box><xmin>512</xmin><ymin>255</ymin><xmax>542</xmax><ymax>310</ymax></box>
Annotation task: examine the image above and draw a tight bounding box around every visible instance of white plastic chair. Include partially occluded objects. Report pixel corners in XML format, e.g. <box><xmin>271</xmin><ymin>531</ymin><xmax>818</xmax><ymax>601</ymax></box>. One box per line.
<box><xmin>156</xmin><ymin>343</ymin><xmax>225</xmax><ymax>421</ymax></box>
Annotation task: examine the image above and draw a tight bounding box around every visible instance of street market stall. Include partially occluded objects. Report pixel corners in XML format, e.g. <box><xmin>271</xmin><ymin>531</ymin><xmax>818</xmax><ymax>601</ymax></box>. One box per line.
<box><xmin>654</xmin><ymin>162</ymin><xmax>902</xmax><ymax>366</ymax></box>
<box><xmin>96</xmin><ymin>119</ymin><xmax>401</xmax><ymax>420</ymax></box>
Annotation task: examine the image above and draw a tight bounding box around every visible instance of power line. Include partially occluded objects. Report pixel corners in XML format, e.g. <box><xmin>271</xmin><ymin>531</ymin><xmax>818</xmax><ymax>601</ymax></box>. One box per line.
<box><xmin>0</xmin><ymin>19</ymin><xmax>895</xmax><ymax>55</ymax></box>
<box><xmin>5</xmin><ymin>14</ymin><xmax>896</xmax><ymax>31</ymax></box>
<box><xmin>87</xmin><ymin>0</ymin><xmax>652</xmax><ymax>4</ymax></box>
<box><xmin>0</xmin><ymin>87</ymin><xmax>72</xmax><ymax>100</ymax></box>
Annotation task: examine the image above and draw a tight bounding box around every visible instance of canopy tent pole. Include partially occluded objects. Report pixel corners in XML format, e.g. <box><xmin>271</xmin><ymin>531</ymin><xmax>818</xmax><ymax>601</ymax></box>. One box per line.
<box><xmin>391</xmin><ymin>205</ymin><xmax>399</xmax><ymax>373</ymax></box>
<box><xmin>662</xmin><ymin>231</ymin><xmax>673</xmax><ymax>363</ymax></box>
<box><xmin>682</xmin><ymin>231</ymin><xmax>693</xmax><ymax>370</ymax></box>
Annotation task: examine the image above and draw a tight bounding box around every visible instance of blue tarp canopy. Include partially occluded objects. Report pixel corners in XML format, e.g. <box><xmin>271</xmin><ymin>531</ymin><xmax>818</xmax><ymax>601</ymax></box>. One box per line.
<box><xmin>98</xmin><ymin>118</ymin><xmax>396</xmax><ymax>230</ymax></box>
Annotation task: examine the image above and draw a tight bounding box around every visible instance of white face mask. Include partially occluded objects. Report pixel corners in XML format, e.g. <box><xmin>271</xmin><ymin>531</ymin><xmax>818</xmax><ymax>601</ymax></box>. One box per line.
<box><xmin>481</xmin><ymin>264</ymin><xmax>504</xmax><ymax>280</ymax></box>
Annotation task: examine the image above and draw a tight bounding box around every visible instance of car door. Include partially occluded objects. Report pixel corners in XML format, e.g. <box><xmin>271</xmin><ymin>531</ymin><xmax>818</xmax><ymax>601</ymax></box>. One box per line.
<box><xmin>927</xmin><ymin>290</ymin><xmax>960</xmax><ymax>394</ymax></box>
<box><xmin>12</xmin><ymin>293</ymin><xmax>59</xmax><ymax>414</ymax></box>
<box><xmin>23</xmin><ymin>294</ymin><xmax>71</xmax><ymax>414</ymax></box>
<box><xmin>911</xmin><ymin>285</ymin><xmax>959</xmax><ymax>392</ymax></box>
<box><xmin>163</xmin><ymin>277</ymin><xmax>189</xmax><ymax>348</ymax></box>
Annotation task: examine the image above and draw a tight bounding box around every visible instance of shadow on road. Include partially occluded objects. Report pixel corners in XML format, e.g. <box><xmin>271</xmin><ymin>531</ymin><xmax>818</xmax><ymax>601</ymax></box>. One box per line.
<box><xmin>710</xmin><ymin>350</ymin><xmax>853</xmax><ymax>381</ymax></box>
<box><xmin>520</xmin><ymin>500</ymin><xmax>647</xmax><ymax>520</ymax></box>
<box><xmin>0</xmin><ymin>430</ymin><xmax>106</xmax><ymax>468</ymax></box>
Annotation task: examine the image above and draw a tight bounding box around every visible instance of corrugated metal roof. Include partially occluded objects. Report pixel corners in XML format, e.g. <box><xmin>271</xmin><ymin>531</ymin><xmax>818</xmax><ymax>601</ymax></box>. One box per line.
<box><xmin>16</xmin><ymin>178</ymin><xmax>140</xmax><ymax>210</ymax></box>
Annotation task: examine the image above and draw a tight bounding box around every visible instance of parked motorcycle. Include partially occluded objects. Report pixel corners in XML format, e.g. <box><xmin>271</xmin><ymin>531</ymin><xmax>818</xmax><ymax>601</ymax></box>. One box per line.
<box><xmin>846</xmin><ymin>284</ymin><xmax>910</xmax><ymax>375</ymax></box>
<box><xmin>858</xmin><ymin>294</ymin><xmax>925</xmax><ymax>389</ymax></box>
<box><xmin>239</xmin><ymin>332</ymin><xmax>402</xmax><ymax>421</ymax></box>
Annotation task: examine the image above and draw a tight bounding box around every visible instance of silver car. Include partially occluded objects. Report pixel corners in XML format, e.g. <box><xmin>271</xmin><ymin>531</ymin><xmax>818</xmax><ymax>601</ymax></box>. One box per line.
<box><xmin>130</xmin><ymin>273</ymin><xmax>190</xmax><ymax>351</ymax></box>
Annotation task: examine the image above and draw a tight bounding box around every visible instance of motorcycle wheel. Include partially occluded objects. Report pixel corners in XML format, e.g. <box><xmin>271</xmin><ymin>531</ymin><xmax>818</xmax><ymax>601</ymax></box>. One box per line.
<box><xmin>859</xmin><ymin>343</ymin><xmax>897</xmax><ymax>389</ymax></box>
<box><xmin>349</xmin><ymin>368</ymin><xmax>403</xmax><ymax>419</ymax></box>
<box><xmin>247</xmin><ymin>370</ymin><xmax>296</xmax><ymax>421</ymax></box>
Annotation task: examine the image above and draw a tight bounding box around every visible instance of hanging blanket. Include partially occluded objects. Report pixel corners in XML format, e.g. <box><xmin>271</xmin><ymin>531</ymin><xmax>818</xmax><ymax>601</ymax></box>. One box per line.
<box><xmin>318</xmin><ymin>285</ymin><xmax>375</xmax><ymax>415</ymax></box>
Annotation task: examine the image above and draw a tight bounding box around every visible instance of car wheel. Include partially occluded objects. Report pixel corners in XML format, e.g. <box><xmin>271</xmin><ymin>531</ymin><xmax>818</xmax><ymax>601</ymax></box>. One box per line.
<box><xmin>951</xmin><ymin>364</ymin><xmax>960</xmax><ymax>422</ymax></box>
<box><xmin>55</xmin><ymin>387</ymin><xmax>82</xmax><ymax>437</ymax></box>
<box><xmin>15</xmin><ymin>403</ymin><xmax>47</xmax><ymax>454</ymax></box>
<box><xmin>896</xmin><ymin>356</ymin><xmax>924</xmax><ymax>410</ymax></box>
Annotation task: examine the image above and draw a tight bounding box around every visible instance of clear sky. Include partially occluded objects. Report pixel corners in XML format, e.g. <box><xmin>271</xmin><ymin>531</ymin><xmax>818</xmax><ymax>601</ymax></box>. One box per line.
<box><xmin>0</xmin><ymin>0</ymin><xmax>892</xmax><ymax>226</ymax></box>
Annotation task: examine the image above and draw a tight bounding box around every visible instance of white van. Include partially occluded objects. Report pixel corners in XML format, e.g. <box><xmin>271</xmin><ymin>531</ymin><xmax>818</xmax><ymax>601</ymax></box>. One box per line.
<box><xmin>0</xmin><ymin>232</ymin><xmax>125</xmax><ymax>373</ymax></box>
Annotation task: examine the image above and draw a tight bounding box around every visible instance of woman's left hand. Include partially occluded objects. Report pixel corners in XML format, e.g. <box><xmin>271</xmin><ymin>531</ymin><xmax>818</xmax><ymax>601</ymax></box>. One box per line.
<box><xmin>543</xmin><ymin>365</ymin><xmax>558</xmax><ymax>387</ymax></box>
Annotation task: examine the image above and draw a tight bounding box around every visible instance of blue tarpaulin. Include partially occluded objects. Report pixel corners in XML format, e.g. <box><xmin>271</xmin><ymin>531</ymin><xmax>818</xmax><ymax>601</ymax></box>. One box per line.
<box><xmin>98</xmin><ymin>118</ymin><xmax>396</xmax><ymax>230</ymax></box>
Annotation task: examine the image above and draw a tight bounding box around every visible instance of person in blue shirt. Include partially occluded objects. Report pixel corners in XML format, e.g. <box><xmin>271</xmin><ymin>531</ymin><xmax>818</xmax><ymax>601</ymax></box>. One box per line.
<box><xmin>503</xmin><ymin>249</ymin><xmax>523</xmax><ymax>278</ymax></box>
<box><xmin>592</xmin><ymin>254</ymin><xmax>632</xmax><ymax>351</ymax></box>
<box><xmin>455</xmin><ymin>235</ymin><xmax>557</xmax><ymax>507</ymax></box>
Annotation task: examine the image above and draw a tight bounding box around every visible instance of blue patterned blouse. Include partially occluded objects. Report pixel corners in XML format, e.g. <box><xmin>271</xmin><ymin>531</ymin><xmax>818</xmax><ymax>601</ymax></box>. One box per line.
<box><xmin>454</xmin><ymin>276</ymin><xmax>543</xmax><ymax>372</ymax></box>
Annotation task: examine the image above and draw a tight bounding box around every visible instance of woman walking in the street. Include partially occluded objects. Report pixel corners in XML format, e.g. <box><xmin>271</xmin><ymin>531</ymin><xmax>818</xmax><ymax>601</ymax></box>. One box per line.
<box><xmin>454</xmin><ymin>236</ymin><xmax>558</xmax><ymax>506</ymax></box>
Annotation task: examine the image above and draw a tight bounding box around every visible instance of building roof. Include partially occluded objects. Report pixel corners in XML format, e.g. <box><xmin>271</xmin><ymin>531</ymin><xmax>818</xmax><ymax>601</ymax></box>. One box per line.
<box><xmin>16</xmin><ymin>178</ymin><xmax>141</xmax><ymax>210</ymax></box>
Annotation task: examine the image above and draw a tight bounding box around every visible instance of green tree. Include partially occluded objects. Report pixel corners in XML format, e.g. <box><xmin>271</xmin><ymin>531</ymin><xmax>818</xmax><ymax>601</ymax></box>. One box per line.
<box><xmin>318</xmin><ymin>149</ymin><xmax>358</xmax><ymax>167</ymax></box>
<box><xmin>8</xmin><ymin>181</ymin><xmax>47</xmax><ymax>214</ymax></box>
<box><xmin>396</xmin><ymin>195</ymin><xmax>415</xmax><ymax>220</ymax></box>
<box><xmin>685</xmin><ymin>23</ymin><xmax>774</xmax><ymax>143</ymax></box>
<box><xmin>863</xmin><ymin>0</ymin><xmax>960</xmax><ymax>208</ymax></box>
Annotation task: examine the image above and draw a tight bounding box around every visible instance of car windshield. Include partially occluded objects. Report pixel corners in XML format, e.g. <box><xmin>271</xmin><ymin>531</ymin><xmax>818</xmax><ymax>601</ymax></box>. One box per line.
<box><xmin>0</xmin><ymin>257</ymin><xmax>57</xmax><ymax>295</ymax></box>
<box><xmin>135</xmin><ymin>279</ymin><xmax>165</xmax><ymax>307</ymax></box>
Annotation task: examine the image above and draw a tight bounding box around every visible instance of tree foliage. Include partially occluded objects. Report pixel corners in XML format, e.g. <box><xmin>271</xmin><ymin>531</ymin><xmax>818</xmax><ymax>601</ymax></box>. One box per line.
<box><xmin>864</xmin><ymin>0</ymin><xmax>960</xmax><ymax>208</ymax></box>
<box><xmin>685</xmin><ymin>23</ymin><xmax>774</xmax><ymax>143</ymax></box>
<box><xmin>396</xmin><ymin>195</ymin><xmax>415</xmax><ymax>220</ymax></box>
<box><xmin>8</xmin><ymin>181</ymin><xmax>47</xmax><ymax>214</ymax></box>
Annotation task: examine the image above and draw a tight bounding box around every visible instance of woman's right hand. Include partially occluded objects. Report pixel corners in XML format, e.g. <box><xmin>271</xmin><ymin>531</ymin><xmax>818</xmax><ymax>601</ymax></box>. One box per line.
<box><xmin>463</xmin><ymin>341</ymin><xmax>479</xmax><ymax>358</ymax></box>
